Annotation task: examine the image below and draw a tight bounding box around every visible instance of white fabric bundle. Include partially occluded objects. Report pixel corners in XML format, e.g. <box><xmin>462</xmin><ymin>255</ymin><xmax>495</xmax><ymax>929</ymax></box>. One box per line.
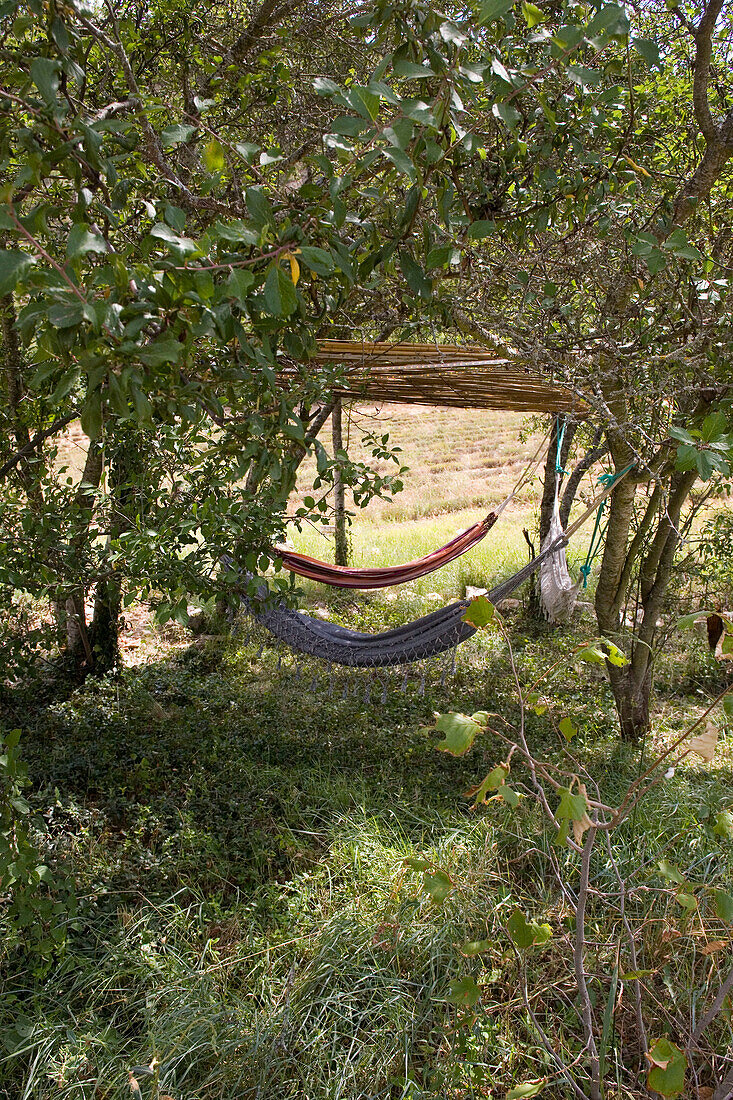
<box><xmin>539</xmin><ymin>497</ymin><xmax>582</xmax><ymax>623</ymax></box>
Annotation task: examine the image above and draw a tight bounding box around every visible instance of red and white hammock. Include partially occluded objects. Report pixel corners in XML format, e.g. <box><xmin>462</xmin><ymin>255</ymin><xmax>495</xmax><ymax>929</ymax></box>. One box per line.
<box><xmin>273</xmin><ymin>512</ymin><xmax>498</xmax><ymax>590</ymax></box>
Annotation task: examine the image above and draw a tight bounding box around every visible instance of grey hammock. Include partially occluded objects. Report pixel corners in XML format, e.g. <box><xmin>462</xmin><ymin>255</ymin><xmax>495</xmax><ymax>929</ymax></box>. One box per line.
<box><xmin>234</xmin><ymin>533</ymin><xmax>567</xmax><ymax>669</ymax></box>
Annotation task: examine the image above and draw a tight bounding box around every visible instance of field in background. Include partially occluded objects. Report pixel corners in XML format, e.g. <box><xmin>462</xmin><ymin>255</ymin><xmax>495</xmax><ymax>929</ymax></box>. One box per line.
<box><xmin>289</xmin><ymin>405</ymin><xmax>598</xmax><ymax>602</ymax></box>
<box><xmin>293</xmin><ymin>404</ymin><xmax>544</xmax><ymax>524</ymax></box>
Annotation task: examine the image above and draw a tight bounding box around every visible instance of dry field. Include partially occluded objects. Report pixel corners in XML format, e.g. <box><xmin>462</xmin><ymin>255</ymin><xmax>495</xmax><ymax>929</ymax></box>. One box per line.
<box><xmin>293</xmin><ymin>403</ymin><xmax>543</xmax><ymax>524</ymax></box>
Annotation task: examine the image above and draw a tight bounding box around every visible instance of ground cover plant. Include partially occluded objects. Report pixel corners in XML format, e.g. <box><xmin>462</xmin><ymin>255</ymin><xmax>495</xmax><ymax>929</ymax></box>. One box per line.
<box><xmin>1</xmin><ymin>458</ymin><xmax>732</xmax><ymax>1097</ymax></box>
<box><xmin>2</xmin><ymin>0</ymin><xmax>733</xmax><ymax>1094</ymax></box>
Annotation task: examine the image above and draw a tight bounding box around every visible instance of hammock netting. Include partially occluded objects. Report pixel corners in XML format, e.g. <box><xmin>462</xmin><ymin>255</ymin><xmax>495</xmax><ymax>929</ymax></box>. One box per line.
<box><xmin>237</xmin><ymin>533</ymin><xmax>568</xmax><ymax>668</ymax></box>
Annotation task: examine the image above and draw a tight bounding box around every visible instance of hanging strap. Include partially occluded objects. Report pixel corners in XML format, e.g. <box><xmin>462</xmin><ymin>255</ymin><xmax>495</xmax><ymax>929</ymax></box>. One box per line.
<box><xmin>578</xmin><ymin>464</ymin><xmax>635</xmax><ymax>587</ymax></box>
<box><xmin>555</xmin><ymin>415</ymin><xmax>568</xmax><ymax>479</ymax></box>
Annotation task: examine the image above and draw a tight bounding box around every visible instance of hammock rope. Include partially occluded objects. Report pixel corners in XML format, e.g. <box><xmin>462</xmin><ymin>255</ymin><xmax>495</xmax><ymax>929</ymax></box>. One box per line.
<box><xmin>540</xmin><ymin>427</ymin><xmax>633</xmax><ymax>620</ymax></box>
<box><xmin>578</xmin><ymin>464</ymin><xmax>635</xmax><ymax>588</ymax></box>
<box><xmin>273</xmin><ymin>426</ymin><xmax>552</xmax><ymax>590</ymax></box>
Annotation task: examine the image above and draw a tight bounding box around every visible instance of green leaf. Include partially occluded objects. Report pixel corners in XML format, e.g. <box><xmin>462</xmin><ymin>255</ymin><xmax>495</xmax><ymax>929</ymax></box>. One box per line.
<box><xmin>426</xmin><ymin>245</ymin><xmax>454</xmax><ymax>269</ymax></box>
<box><xmin>203</xmin><ymin>138</ymin><xmax>226</xmax><ymax>172</ymax></box>
<box><xmin>263</xmin><ymin>265</ymin><xmax>298</xmax><ymax>316</ymax></box>
<box><xmin>634</xmin><ymin>37</ymin><xmax>663</xmax><ymax>69</ymax></box>
<box><xmin>434</xmin><ymin>712</ymin><xmax>482</xmax><ymax>756</ymax></box>
<box><xmin>404</xmin><ymin>857</ymin><xmax>432</xmax><ymax>871</ymax></box>
<box><xmin>461</xmin><ymin>939</ymin><xmax>492</xmax><ymax>956</ymax></box>
<box><xmin>245</xmin><ymin>187</ymin><xmax>274</xmax><ymax>228</ymax></box>
<box><xmin>399</xmin><ymin>250</ymin><xmax>431</xmax><ymax>300</ymax></box>
<box><xmin>137</xmin><ymin>335</ymin><xmax>183</xmax><ymax>366</ymax></box>
<box><xmin>521</xmin><ymin>1</ymin><xmax>546</xmax><ymax>26</ymax></box>
<box><xmin>383</xmin><ymin>119</ymin><xmax>413</xmax><ymax>151</ymax></box>
<box><xmin>663</xmin><ymin>227</ymin><xmax>702</xmax><ymax>263</ymax></box>
<box><xmin>478</xmin><ymin>0</ymin><xmax>513</xmax><ymax>23</ymax></box>
<box><xmin>675</xmin><ymin>891</ymin><xmax>697</xmax><ymax>910</ymax></box>
<box><xmin>48</xmin><ymin>302</ymin><xmax>85</xmax><ymax>328</ymax></box>
<box><xmin>603</xmin><ymin>641</ymin><xmax>629</xmax><ymax>667</ymax></box>
<box><xmin>492</xmin><ymin>101</ymin><xmax>521</xmax><ymax>129</ymax></box>
<box><xmin>467</xmin><ymin>765</ymin><xmax>508</xmax><ymax>805</ymax></box>
<box><xmin>658</xmin><ymin>859</ymin><xmax>686</xmax><ymax>885</ymax></box>
<box><xmin>507</xmin><ymin>909</ymin><xmax>552</xmax><ymax>948</ymax></box>
<box><xmin>345</xmin><ymin>85</ymin><xmax>380</xmax><ymax>120</ymax></box>
<box><xmin>227</xmin><ymin>268</ymin><xmax>255</xmax><ymax>305</ymax></box>
<box><xmin>497</xmin><ymin>784</ymin><xmax>520</xmax><ymax>808</ymax></box>
<box><xmin>723</xmin><ymin>695</ymin><xmax>733</xmax><ymax>721</ymax></box>
<box><xmin>313</xmin><ymin>77</ymin><xmax>340</xmax><ymax>95</ymax></box>
<box><xmin>645</xmin><ymin>249</ymin><xmax>668</xmax><ymax>276</ymax></box>
<box><xmin>30</xmin><ymin>57</ymin><xmax>60</xmax><ymax>106</ymax></box>
<box><xmin>214</xmin><ymin>219</ymin><xmax>258</xmax><ymax>245</ymax></box>
<box><xmin>646</xmin><ymin>1038</ymin><xmax>686</xmax><ymax>1098</ymax></box>
<box><xmin>700</xmin><ymin>410</ymin><xmax>728</xmax><ymax>442</ymax></box>
<box><xmin>714</xmin><ymin>889</ymin><xmax>733</xmax><ymax>921</ymax></box>
<box><xmin>586</xmin><ymin>3</ymin><xmax>629</xmax><ymax>36</ymax></box>
<box><xmin>462</xmin><ymin>596</ymin><xmax>496</xmax><ymax>628</ymax></box>
<box><xmin>382</xmin><ymin>146</ymin><xmax>416</xmax><ymax>180</ymax></box>
<box><xmin>393</xmin><ymin>59</ymin><xmax>435</xmax><ymax>80</ymax></box>
<box><xmin>566</xmin><ymin>65</ymin><xmax>603</xmax><ymax>88</ymax></box>
<box><xmin>80</xmin><ymin>393</ymin><xmax>103</xmax><ymax>439</ymax></box>
<box><xmin>299</xmin><ymin>247</ymin><xmax>334</xmax><ymax>276</ymax></box>
<box><xmin>149</xmin><ymin>223</ymin><xmax>198</xmax><ymax>255</ymax></box>
<box><xmin>130</xmin><ymin>383</ymin><xmax>152</xmax><ymax>422</ymax></box>
<box><xmin>160</xmin><ymin>123</ymin><xmax>196</xmax><ymax>147</ymax></box>
<box><xmin>66</xmin><ymin>223</ymin><xmax>107</xmax><ymax>260</ymax></box>
<box><xmin>577</xmin><ymin>645</ymin><xmax>605</xmax><ymax>664</ymax></box>
<box><xmin>557</xmin><ymin>785</ymin><xmax>589</xmax><ymax>823</ymax></box>
<box><xmin>422</xmin><ymin>867</ymin><xmax>453</xmax><ymax>904</ymax></box>
<box><xmin>0</xmin><ymin>250</ymin><xmax>33</xmax><ymax>295</ymax></box>
<box><xmin>527</xmin><ymin>691</ymin><xmax>547</xmax><ymax>715</ymax></box>
<box><xmin>467</xmin><ymin>220</ymin><xmax>495</xmax><ymax>240</ymax></box>
<box><xmin>445</xmin><ymin>974</ymin><xmax>481</xmax><ymax>1007</ymax></box>
<box><xmin>507</xmin><ymin>1083</ymin><xmax>546</xmax><ymax>1100</ymax></box>
<box><xmin>558</xmin><ymin>717</ymin><xmax>577</xmax><ymax>742</ymax></box>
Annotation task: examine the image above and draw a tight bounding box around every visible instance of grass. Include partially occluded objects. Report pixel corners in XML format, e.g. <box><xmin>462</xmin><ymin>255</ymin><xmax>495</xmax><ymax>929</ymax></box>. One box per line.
<box><xmin>3</xmin><ymin>408</ymin><xmax>733</xmax><ymax>1100</ymax></box>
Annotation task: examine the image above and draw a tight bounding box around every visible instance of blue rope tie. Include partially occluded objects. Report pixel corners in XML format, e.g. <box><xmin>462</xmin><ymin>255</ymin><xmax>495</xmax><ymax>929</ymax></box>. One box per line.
<box><xmin>579</xmin><ymin>464</ymin><xmax>634</xmax><ymax>588</ymax></box>
<box><xmin>555</xmin><ymin>416</ymin><xmax>568</xmax><ymax>476</ymax></box>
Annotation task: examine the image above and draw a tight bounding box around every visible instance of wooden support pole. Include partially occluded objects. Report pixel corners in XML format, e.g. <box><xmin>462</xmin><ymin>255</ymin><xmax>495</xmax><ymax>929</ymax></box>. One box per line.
<box><xmin>332</xmin><ymin>395</ymin><xmax>349</xmax><ymax>566</ymax></box>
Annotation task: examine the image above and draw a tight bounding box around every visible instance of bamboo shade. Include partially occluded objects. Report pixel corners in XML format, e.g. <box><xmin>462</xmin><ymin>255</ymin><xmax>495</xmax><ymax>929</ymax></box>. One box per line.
<box><xmin>312</xmin><ymin>340</ymin><xmax>587</xmax><ymax>416</ymax></box>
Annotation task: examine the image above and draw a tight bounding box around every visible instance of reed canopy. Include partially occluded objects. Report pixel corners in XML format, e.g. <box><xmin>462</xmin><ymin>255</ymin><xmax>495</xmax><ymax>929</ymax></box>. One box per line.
<box><xmin>312</xmin><ymin>340</ymin><xmax>587</xmax><ymax>416</ymax></box>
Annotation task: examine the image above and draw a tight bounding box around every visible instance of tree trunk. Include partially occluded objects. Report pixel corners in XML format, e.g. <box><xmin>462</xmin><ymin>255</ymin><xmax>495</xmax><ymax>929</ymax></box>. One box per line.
<box><xmin>332</xmin><ymin>395</ymin><xmax>349</xmax><ymax>566</ymax></box>
<box><xmin>538</xmin><ymin>417</ymin><xmax>576</xmax><ymax>544</ymax></box>
<box><xmin>57</xmin><ymin>439</ymin><xmax>103</xmax><ymax>679</ymax></box>
<box><xmin>90</xmin><ymin>576</ymin><xmax>121</xmax><ymax>674</ymax></box>
<box><xmin>608</xmin><ymin>661</ymin><xmax>653</xmax><ymax>742</ymax></box>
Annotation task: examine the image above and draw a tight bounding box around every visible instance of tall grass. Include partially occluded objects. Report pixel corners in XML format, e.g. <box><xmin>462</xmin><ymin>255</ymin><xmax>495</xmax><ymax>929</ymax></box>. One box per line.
<box><xmin>5</xmin><ymin>407</ymin><xmax>731</xmax><ymax>1100</ymax></box>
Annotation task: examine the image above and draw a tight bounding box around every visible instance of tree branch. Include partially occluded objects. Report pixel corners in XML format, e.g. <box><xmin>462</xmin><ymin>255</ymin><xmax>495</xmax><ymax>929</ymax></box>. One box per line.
<box><xmin>0</xmin><ymin>411</ymin><xmax>77</xmax><ymax>481</ymax></box>
<box><xmin>692</xmin><ymin>0</ymin><xmax>726</xmax><ymax>143</ymax></box>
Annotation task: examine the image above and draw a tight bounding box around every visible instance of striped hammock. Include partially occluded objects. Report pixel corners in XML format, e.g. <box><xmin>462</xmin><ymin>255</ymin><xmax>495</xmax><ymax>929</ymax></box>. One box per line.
<box><xmin>273</xmin><ymin>512</ymin><xmax>497</xmax><ymax>589</ymax></box>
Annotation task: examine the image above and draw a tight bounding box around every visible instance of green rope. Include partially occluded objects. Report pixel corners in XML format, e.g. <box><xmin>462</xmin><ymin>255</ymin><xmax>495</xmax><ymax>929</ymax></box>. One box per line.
<box><xmin>555</xmin><ymin>416</ymin><xmax>568</xmax><ymax>476</ymax></box>
<box><xmin>578</xmin><ymin>463</ymin><xmax>634</xmax><ymax>588</ymax></box>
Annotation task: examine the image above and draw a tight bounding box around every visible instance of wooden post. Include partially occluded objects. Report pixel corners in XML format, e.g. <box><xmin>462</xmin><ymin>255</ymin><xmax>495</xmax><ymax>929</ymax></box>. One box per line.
<box><xmin>332</xmin><ymin>395</ymin><xmax>349</xmax><ymax>566</ymax></box>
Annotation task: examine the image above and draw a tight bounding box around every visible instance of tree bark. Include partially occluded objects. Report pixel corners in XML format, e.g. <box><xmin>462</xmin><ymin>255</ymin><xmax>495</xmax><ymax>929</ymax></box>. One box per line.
<box><xmin>331</xmin><ymin>395</ymin><xmax>349</xmax><ymax>566</ymax></box>
<box><xmin>538</xmin><ymin>417</ymin><xmax>576</xmax><ymax>545</ymax></box>
<box><xmin>58</xmin><ymin>438</ymin><xmax>103</xmax><ymax>678</ymax></box>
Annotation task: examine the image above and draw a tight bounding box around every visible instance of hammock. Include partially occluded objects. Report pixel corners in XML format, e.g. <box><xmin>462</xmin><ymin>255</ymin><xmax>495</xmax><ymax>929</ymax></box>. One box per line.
<box><xmin>237</xmin><ymin>540</ymin><xmax>560</xmax><ymax>668</ymax></box>
<box><xmin>233</xmin><ymin>470</ymin><xmax>631</xmax><ymax>668</ymax></box>
<box><xmin>272</xmin><ymin>429</ymin><xmax>552</xmax><ymax>590</ymax></box>
<box><xmin>273</xmin><ymin>512</ymin><xmax>497</xmax><ymax>589</ymax></box>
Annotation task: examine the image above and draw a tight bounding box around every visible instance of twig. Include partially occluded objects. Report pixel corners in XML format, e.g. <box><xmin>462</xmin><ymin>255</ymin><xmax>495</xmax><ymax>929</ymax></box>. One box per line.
<box><xmin>575</xmin><ymin>827</ymin><xmax>601</xmax><ymax>1100</ymax></box>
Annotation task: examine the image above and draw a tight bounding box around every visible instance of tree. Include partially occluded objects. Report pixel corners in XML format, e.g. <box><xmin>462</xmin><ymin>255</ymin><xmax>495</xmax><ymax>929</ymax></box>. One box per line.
<box><xmin>4</xmin><ymin>0</ymin><xmax>729</xmax><ymax>738</ymax></box>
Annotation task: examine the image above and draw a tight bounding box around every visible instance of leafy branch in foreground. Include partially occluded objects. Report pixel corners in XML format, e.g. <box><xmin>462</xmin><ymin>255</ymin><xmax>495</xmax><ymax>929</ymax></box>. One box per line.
<box><xmin>413</xmin><ymin>598</ymin><xmax>733</xmax><ymax>1100</ymax></box>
